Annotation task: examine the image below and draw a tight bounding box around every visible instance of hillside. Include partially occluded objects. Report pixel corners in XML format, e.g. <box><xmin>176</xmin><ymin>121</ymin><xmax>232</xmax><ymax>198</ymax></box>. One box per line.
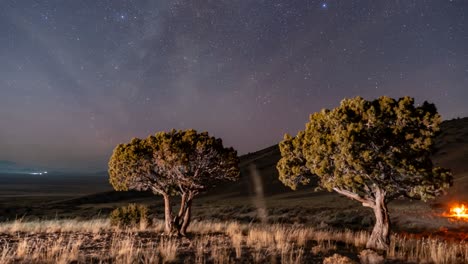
<box><xmin>234</xmin><ymin>117</ymin><xmax>468</xmax><ymax>198</ymax></box>
<box><xmin>0</xmin><ymin>118</ymin><xmax>467</xmax><ymax>233</ymax></box>
<box><xmin>433</xmin><ymin>117</ymin><xmax>468</xmax><ymax>200</ymax></box>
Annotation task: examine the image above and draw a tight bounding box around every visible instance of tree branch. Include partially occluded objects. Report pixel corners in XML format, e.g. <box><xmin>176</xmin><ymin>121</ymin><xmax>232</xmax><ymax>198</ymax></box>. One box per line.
<box><xmin>333</xmin><ymin>187</ymin><xmax>375</xmax><ymax>207</ymax></box>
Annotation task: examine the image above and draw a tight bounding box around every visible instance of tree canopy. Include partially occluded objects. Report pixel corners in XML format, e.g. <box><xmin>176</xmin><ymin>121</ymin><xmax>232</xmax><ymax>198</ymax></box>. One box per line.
<box><xmin>277</xmin><ymin>96</ymin><xmax>452</xmax><ymax>250</ymax></box>
<box><xmin>108</xmin><ymin>129</ymin><xmax>240</xmax><ymax>235</ymax></box>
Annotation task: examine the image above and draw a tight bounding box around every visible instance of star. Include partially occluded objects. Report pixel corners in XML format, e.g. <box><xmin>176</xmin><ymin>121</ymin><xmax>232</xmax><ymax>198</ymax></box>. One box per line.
<box><xmin>114</xmin><ymin>13</ymin><xmax>128</xmax><ymax>22</ymax></box>
<box><xmin>0</xmin><ymin>0</ymin><xmax>466</xmax><ymax>171</ymax></box>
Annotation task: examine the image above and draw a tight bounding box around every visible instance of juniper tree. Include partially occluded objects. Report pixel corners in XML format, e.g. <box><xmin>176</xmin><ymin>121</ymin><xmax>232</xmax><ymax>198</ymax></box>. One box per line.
<box><xmin>108</xmin><ymin>129</ymin><xmax>240</xmax><ymax>235</ymax></box>
<box><xmin>277</xmin><ymin>96</ymin><xmax>452</xmax><ymax>250</ymax></box>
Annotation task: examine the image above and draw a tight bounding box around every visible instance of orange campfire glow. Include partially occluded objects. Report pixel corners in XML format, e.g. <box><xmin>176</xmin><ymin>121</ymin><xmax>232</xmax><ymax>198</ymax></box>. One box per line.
<box><xmin>447</xmin><ymin>204</ymin><xmax>468</xmax><ymax>220</ymax></box>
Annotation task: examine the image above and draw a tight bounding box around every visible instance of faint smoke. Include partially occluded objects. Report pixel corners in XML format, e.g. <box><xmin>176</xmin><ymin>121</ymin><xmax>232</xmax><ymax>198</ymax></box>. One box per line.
<box><xmin>249</xmin><ymin>163</ymin><xmax>268</xmax><ymax>223</ymax></box>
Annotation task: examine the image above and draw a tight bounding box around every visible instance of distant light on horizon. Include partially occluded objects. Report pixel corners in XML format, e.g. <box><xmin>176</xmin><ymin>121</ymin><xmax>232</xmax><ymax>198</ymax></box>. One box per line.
<box><xmin>30</xmin><ymin>171</ymin><xmax>48</xmax><ymax>175</ymax></box>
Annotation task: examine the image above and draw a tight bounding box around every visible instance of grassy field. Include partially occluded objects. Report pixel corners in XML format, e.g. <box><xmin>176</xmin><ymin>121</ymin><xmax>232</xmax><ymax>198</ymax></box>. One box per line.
<box><xmin>0</xmin><ymin>117</ymin><xmax>467</xmax><ymax>263</ymax></box>
<box><xmin>0</xmin><ymin>219</ymin><xmax>466</xmax><ymax>263</ymax></box>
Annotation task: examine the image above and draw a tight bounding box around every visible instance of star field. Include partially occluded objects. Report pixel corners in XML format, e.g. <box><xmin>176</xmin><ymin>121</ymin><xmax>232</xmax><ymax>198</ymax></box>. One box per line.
<box><xmin>0</xmin><ymin>0</ymin><xmax>467</xmax><ymax>171</ymax></box>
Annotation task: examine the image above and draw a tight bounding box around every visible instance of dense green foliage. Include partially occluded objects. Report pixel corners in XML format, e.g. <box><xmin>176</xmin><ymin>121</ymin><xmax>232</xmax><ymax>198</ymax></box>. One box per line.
<box><xmin>108</xmin><ymin>129</ymin><xmax>240</xmax><ymax>196</ymax></box>
<box><xmin>109</xmin><ymin>203</ymin><xmax>150</xmax><ymax>227</ymax></box>
<box><xmin>108</xmin><ymin>129</ymin><xmax>240</xmax><ymax>234</ymax></box>
<box><xmin>278</xmin><ymin>96</ymin><xmax>452</xmax><ymax>200</ymax></box>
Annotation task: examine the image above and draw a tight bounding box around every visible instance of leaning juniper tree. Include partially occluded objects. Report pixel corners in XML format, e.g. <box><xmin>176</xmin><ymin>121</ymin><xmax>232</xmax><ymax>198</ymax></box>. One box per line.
<box><xmin>108</xmin><ymin>129</ymin><xmax>240</xmax><ymax>235</ymax></box>
<box><xmin>277</xmin><ymin>96</ymin><xmax>452</xmax><ymax>250</ymax></box>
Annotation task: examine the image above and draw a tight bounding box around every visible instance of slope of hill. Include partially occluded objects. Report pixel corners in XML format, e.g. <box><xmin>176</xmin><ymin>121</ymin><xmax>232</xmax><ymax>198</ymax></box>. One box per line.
<box><xmin>237</xmin><ymin>117</ymin><xmax>468</xmax><ymax>198</ymax></box>
<box><xmin>1</xmin><ymin>118</ymin><xmax>467</xmax><ymax>232</ymax></box>
<box><xmin>433</xmin><ymin>117</ymin><xmax>468</xmax><ymax>200</ymax></box>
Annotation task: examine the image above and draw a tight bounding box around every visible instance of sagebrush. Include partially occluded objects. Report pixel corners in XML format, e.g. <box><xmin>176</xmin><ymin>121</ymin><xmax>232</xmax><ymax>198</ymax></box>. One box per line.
<box><xmin>109</xmin><ymin>203</ymin><xmax>151</xmax><ymax>228</ymax></box>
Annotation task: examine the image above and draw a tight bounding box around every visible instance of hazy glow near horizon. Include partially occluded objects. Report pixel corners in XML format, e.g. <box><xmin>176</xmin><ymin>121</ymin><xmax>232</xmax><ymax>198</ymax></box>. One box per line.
<box><xmin>30</xmin><ymin>171</ymin><xmax>48</xmax><ymax>175</ymax></box>
<box><xmin>0</xmin><ymin>1</ymin><xmax>467</xmax><ymax>170</ymax></box>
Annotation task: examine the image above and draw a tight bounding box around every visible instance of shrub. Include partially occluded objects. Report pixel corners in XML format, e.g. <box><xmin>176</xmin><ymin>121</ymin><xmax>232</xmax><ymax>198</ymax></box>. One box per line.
<box><xmin>109</xmin><ymin>204</ymin><xmax>151</xmax><ymax>227</ymax></box>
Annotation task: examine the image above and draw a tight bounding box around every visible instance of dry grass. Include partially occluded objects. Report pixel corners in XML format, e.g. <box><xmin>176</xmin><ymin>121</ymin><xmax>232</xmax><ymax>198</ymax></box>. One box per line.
<box><xmin>0</xmin><ymin>218</ymin><xmax>109</xmax><ymax>233</ymax></box>
<box><xmin>387</xmin><ymin>235</ymin><xmax>468</xmax><ymax>264</ymax></box>
<box><xmin>158</xmin><ymin>238</ymin><xmax>179</xmax><ymax>263</ymax></box>
<box><xmin>0</xmin><ymin>219</ymin><xmax>466</xmax><ymax>263</ymax></box>
<box><xmin>226</xmin><ymin>222</ymin><xmax>243</xmax><ymax>259</ymax></box>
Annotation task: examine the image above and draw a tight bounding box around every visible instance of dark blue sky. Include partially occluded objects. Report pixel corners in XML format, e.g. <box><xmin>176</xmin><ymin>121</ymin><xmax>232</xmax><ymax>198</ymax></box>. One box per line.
<box><xmin>1</xmin><ymin>0</ymin><xmax>467</xmax><ymax>171</ymax></box>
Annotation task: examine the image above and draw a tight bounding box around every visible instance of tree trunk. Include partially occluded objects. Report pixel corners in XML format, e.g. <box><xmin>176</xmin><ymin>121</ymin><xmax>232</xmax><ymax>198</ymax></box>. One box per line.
<box><xmin>180</xmin><ymin>197</ymin><xmax>193</xmax><ymax>236</ymax></box>
<box><xmin>366</xmin><ymin>188</ymin><xmax>390</xmax><ymax>251</ymax></box>
<box><xmin>177</xmin><ymin>193</ymin><xmax>187</xmax><ymax>218</ymax></box>
<box><xmin>173</xmin><ymin>193</ymin><xmax>187</xmax><ymax>232</ymax></box>
<box><xmin>163</xmin><ymin>194</ymin><xmax>174</xmax><ymax>234</ymax></box>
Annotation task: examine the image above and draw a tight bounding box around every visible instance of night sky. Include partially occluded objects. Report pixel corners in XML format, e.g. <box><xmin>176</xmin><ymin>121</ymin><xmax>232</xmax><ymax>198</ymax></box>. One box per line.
<box><xmin>1</xmin><ymin>1</ymin><xmax>467</xmax><ymax>171</ymax></box>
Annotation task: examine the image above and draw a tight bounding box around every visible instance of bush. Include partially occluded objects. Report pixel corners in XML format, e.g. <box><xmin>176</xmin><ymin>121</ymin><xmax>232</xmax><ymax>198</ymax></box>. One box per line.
<box><xmin>109</xmin><ymin>203</ymin><xmax>151</xmax><ymax>227</ymax></box>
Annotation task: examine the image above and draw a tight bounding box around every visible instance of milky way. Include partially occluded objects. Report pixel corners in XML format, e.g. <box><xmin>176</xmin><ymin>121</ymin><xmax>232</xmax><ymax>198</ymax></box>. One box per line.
<box><xmin>1</xmin><ymin>1</ymin><xmax>467</xmax><ymax>171</ymax></box>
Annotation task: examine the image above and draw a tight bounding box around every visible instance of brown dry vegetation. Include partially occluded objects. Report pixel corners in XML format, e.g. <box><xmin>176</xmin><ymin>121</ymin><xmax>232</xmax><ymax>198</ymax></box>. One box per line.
<box><xmin>0</xmin><ymin>219</ymin><xmax>467</xmax><ymax>263</ymax></box>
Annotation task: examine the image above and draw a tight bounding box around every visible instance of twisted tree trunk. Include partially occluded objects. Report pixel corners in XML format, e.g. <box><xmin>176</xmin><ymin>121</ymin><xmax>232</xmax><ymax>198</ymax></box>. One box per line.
<box><xmin>172</xmin><ymin>193</ymin><xmax>187</xmax><ymax>233</ymax></box>
<box><xmin>163</xmin><ymin>194</ymin><xmax>174</xmax><ymax>234</ymax></box>
<box><xmin>159</xmin><ymin>191</ymin><xmax>196</xmax><ymax>236</ymax></box>
<box><xmin>332</xmin><ymin>187</ymin><xmax>390</xmax><ymax>251</ymax></box>
<box><xmin>180</xmin><ymin>194</ymin><xmax>193</xmax><ymax>236</ymax></box>
<box><xmin>177</xmin><ymin>193</ymin><xmax>187</xmax><ymax>218</ymax></box>
<box><xmin>366</xmin><ymin>187</ymin><xmax>390</xmax><ymax>251</ymax></box>
<box><xmin>161</xmin><ymin>192</ymin><xmax>195</xmax><ymax>236</ymax></box>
